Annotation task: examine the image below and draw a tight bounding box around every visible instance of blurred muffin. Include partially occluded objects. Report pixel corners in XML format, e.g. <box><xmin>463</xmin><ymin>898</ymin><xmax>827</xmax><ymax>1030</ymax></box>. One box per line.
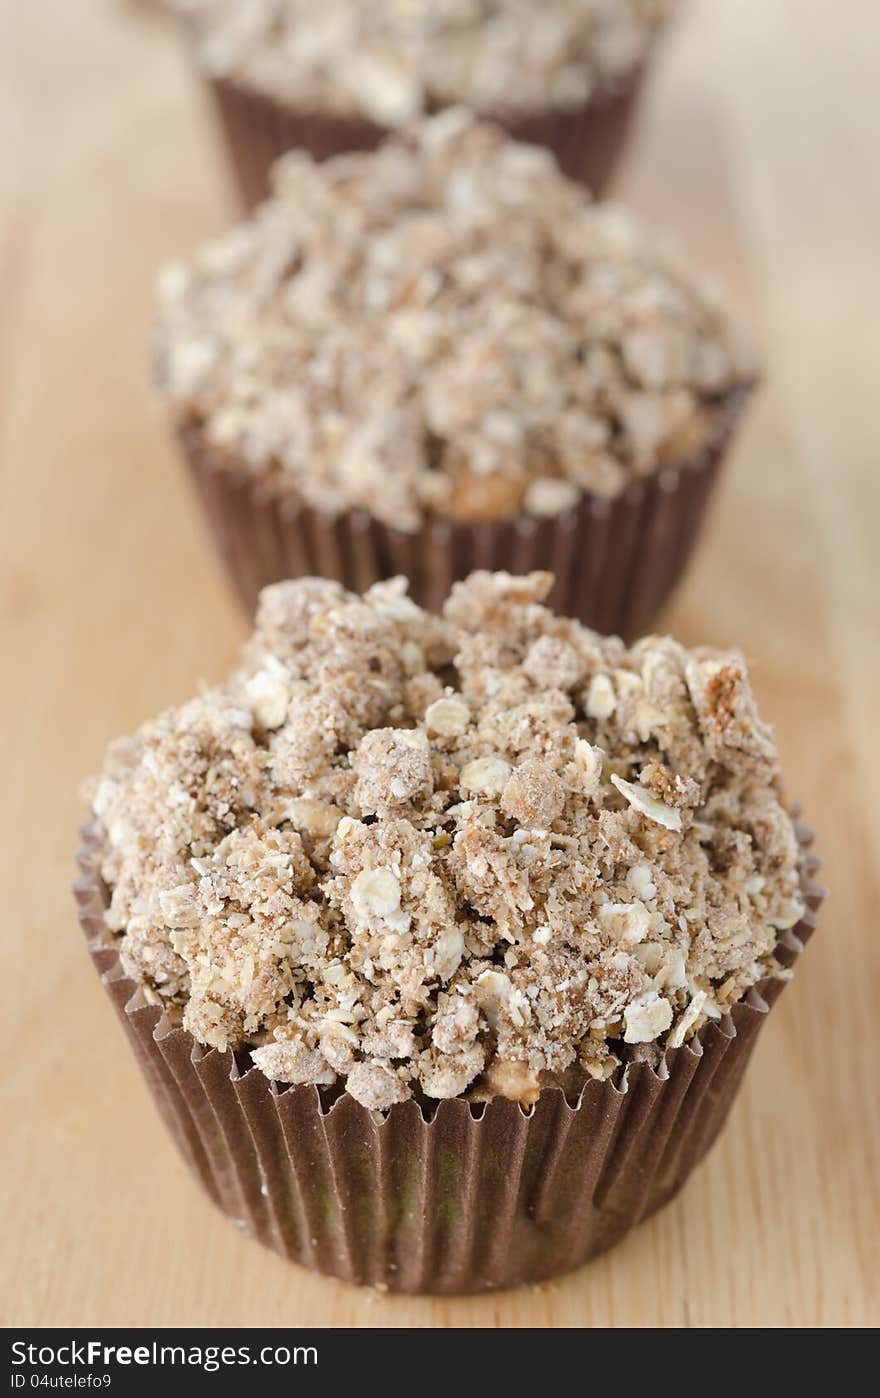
<box><xmin>171</xmin><ymin>0</ymin><xmax>675</xmax><ymax>205</ymax></box>
<box><xmin>76</xmin><ymin>570</ymin><xmax>821</xmax><ymax>1291</ymax></box>
<box><xmin>156</xmin><ymin>113</ymin><xmax>756</xmax><ymax>636</ymax></box>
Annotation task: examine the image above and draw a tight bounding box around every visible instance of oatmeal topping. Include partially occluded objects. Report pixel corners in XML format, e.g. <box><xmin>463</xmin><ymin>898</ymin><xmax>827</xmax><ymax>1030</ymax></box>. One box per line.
<box><xmin>155</xmin><ymin>112</ymin><xmax>755</xmax><ymax>531</ymax></box>
<box><xmin>87</xmin><ymin>572</ymin><xmax>804</xmax><ymax>1109</ymax></box>
<box><xmin>171</xmin><ymin>1</ymin><xmax>673</xmax><ymax>122</ymax></box>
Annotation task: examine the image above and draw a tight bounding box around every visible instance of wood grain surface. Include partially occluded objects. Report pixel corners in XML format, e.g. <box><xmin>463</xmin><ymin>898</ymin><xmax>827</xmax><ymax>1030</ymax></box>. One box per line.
<box><xmin>2</xmin><ymin>0</ymin><xmax>877</xmax><ymax>1328</ymax></box>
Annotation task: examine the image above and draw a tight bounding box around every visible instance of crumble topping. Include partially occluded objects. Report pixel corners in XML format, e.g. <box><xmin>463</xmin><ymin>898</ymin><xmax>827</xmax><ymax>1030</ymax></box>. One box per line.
<box><xmin>155</xmin><ymin>111</ymin><xmax>755</xmax><ymax>531</ymax></box>
<box><xmin>171</xmin><ymin>1</ymin><xmax>674</xmax><ymax>124</ymax></box>
<box><xmin>87</xmin><ymin>572</ymin><xmax>804</xmax><ymax>1110</ymax></box>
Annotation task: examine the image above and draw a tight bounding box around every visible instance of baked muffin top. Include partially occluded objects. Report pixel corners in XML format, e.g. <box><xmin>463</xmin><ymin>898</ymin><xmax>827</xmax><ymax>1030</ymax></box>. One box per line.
<box><xmin>88</xmin><ymin>571</ymin><xmax>804</xmax><ymax>1110</ymax></box>
<box><xmin>156</xmin><ymin>113</ymin><xmax>754</xmax><ymax>531</ymax></box>
<box><xmin>172</xmin><ymin>0</ymin><xmax>673</xmax><ymax>124</ymax></box>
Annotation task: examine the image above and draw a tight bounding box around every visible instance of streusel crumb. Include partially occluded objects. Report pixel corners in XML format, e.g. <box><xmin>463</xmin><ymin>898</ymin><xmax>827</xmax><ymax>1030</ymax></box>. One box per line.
<box><xmin>155</xmin><ymin>111</ymin><xmax>755</xmax><ymax>531</ymax></box>
<box><xmin>87</xmin><ymin>572</ymin><xmax>804</xmax><ymax>1110</ymax></box>
<box><xmin>171</xmin><ymin>1</ymin><xmax>673</xmax><ymax>123</ymax></box>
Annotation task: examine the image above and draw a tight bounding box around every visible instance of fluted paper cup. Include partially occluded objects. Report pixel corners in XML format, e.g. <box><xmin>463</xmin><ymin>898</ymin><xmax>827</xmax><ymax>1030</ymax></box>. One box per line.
<box><xmin>73</xmin><ymin>816</ymin><xmax>822</xmax><ymax>1294</ymax></box>
<box><xmin>178</xmin><ymin>386</ymin><xmax>751</xmax><ymax>639</ymax></box>
<box><xmin>207</xmin><ymin>74</ymin><xmax>646</xmax><ymax>210</ymax></box>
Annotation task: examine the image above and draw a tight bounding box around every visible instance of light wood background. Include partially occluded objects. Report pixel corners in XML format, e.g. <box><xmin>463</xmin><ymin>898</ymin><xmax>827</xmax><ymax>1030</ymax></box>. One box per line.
<box><xmin>2</xmin><ymin>0</ymin><xmax>877</xmax><ymax>1328</ymax></box>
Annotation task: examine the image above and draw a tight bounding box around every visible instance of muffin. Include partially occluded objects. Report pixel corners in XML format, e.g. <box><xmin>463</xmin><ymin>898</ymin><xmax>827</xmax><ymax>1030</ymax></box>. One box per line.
<box><xmin>75</xmin><ymin>570</ymin><xmax>822</xmax><ymax>1292</ymax></box>
<box><xmin>156</xmin><ymin>113</ymin><xmax>756</xmax><ymax>638</ymax></box>
<box><xmin>170</xmin><ymin>0</ymin><xmax>675</xmax><ymax>206</ymax></box>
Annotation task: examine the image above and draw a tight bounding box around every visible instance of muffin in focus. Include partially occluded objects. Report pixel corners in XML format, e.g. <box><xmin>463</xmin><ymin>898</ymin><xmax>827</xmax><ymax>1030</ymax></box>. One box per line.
<box><xmin>76</xmin><ymin>570</ymin><xmax>820</xmax><ymax>1291</ymax></box>
<box><xmin>170</xmin><ymin>0</ymin><xmax>676</xmax><ymax>205</ymax></box>
<box><xmin>156</xmin><ymin>113</ymin><xmax>757</xmax><ymax>636</ymax></box>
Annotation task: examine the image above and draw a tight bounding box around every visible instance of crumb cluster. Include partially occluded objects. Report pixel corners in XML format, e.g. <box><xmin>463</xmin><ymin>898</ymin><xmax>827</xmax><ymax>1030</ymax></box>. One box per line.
<box><xmin>89</xmin><ymin>572</ymin><xmax>804</xmax><ymax>1109</ymax></box>
<box><xmin>171</xmin><ymin>0</ymin><xmax>673</xmax><ymax>124</ymax></box>
<box><xmin>155</xmin><ymin>111</ymin><xmax>754</xmax><ymax>532</ymax></box>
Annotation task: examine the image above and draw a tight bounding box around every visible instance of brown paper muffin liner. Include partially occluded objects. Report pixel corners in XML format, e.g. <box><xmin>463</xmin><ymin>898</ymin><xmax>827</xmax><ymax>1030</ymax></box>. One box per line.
<box><xmin>73</xmin><ymin>818</ymin><xmax>822</xmax><ymax>1294</ymax></box>
<box><xmin>179</xmin><ymin>387</ymin><xmax>750</xmax><ymax>639</ymax></box>
<box><xmin>207</xmin><ymin>74</ymin><xmax>645</xmax><ymax>210</ymax></box>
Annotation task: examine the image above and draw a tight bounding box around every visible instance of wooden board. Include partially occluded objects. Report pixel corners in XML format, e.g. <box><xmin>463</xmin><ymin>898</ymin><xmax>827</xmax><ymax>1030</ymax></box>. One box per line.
<box><xmin>2</xmin><ymin>0</ymin><xmax>877</xmax><ymax>1328</ymax></box>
